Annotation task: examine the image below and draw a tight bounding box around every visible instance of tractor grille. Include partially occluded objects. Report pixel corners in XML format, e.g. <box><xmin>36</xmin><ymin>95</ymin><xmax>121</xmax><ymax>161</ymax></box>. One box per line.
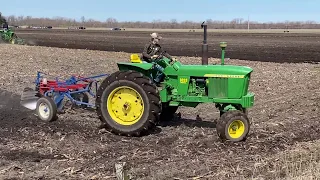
<box><xmin>208</xmin><ymin>78</ymin><xmax>228</xmax><ymax>98</ymax></box>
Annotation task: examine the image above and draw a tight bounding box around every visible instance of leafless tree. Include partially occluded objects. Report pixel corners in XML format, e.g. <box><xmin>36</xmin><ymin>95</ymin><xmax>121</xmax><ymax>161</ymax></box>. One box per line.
<box><xmin>2</xmin><ymin>13</ymin><xmax>320</xmax><ymax>29</ymax></box>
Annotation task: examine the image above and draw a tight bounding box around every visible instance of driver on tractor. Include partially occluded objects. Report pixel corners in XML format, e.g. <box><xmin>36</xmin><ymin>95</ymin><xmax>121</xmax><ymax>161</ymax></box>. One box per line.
<box><xmin>140</xmin><ymin>32</ymin><xmax>177</xmax><ymax>83</ymax></box>
<box><xmin>141</xmin><ymin>32</ymin><xmax>173</xmax><ymax>62</ymax></box>
<box><xmin>2</xmin><ymin>23</ymin><xmax>8</xmax><ymax>30</ymax></box>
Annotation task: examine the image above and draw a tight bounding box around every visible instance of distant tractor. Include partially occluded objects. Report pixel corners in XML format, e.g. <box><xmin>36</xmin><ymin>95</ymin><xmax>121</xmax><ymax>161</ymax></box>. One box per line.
<box><xmin>284</xmin><ymin>25</ymin><xmax>290</xmax><ymax>33</ymax></box>
<box><xmin>95</xmin><ymin>24</ymin><xmax>255</xmax><ymax>142</ymax></box>
<box><xmin>111</xmin><ymin>27</ymin><xmax>125</xmax><ymax>31</ymax></box>
<box><xmin>0</xmin><ymin>26</ymin><xmax>25</xmax><ymax>44</ymax></box>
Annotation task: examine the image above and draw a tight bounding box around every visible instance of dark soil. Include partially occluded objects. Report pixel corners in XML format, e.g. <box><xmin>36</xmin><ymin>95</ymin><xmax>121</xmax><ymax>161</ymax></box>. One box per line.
<box><xmin>15</xmin><ymin>29</ymin><xmax>320</xmax><ymax>63</ymax></box>
<box><xmin>0</xmin><ymin>45</ymin><xmax>319</xmax><ymax>179</ymax></box>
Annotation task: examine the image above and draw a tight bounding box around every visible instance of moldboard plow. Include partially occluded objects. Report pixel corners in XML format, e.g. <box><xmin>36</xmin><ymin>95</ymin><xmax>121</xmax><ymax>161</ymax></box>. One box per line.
<box><xmin>20</xmin><ymin>71</ymin><xmax>109</xmax><ymax>121</ymax></box>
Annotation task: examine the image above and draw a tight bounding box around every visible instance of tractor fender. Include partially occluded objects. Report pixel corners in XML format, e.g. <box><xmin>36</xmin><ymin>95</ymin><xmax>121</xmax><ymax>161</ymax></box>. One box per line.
<box><xmin>117</xmin><ymin>62</ymin><xmax>153</xmax><ymax>74</ymax></box>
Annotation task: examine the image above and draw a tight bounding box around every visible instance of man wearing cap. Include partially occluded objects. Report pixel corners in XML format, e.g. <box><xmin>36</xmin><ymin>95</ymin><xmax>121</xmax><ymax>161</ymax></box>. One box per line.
<box><xmin>140</xmin><ymin>32</ymin><xmax>176</xmax><ymax>83</ymax></box>
<box><xmin>141</xmin><ymin>32</ymin><xmax>173</xmax><ymax>62</ymax></box>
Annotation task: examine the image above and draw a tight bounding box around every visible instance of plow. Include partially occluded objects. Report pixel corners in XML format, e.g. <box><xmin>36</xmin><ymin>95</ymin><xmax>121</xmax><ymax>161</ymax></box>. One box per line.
<box><xmin>0</xmin><ymin>27</ymin><xmax>25</xmax><ymax>44</ymax></box>
<box><xmin>20</xmin><ymin>23</ymin><xmax>255</xmax><ymax>142</ymax></box>
<box><xmin>20</xmin><ymin>72</ymin><xmax>109</xmax><ymax>120</ymax></box>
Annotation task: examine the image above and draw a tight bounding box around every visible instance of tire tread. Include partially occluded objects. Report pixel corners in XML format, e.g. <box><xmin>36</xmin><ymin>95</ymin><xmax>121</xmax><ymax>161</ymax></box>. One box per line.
<box><xmin>95</xmin><ymin>70</ymin><xmax>161</xmax><ymax>136</ymax></box>
<box><xmin>216</xmin><ymin>110</ymin><xmax>249</xmax><ymax>141</ymax></box>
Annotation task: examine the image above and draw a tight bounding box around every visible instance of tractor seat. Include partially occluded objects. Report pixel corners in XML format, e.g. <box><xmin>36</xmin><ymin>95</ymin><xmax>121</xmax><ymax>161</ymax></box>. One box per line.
<box><xmin>130</xmin><ymin>54</ymin><xmax>142</xmax><ymax>63</ymax></box>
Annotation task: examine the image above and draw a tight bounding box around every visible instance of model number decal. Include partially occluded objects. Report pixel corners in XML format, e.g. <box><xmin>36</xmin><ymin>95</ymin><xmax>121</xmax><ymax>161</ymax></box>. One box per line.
<box><xmin>180</xmin><ymin>78</ymin><xmax>188</xmax><ymax>84</ymax></box>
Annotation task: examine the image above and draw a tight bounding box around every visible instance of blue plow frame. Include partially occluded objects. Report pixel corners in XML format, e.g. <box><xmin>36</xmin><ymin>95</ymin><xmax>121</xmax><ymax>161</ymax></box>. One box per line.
<box><xmin>34</xmin><ymin>71</ymin><xmax>109</xmax><ymax>111</ymax></box>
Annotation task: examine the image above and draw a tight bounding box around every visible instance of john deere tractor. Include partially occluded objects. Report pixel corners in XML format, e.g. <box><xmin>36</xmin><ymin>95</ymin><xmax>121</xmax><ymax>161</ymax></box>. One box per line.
<box><xmin>96</xmin><ymin>29</ymin><xmax>254</xmax><ymax>142</ymax></box>
<box><xmin>0</xmin><ymin>27</ymin><xmax>25</xmax><ymax>44</ymax></box>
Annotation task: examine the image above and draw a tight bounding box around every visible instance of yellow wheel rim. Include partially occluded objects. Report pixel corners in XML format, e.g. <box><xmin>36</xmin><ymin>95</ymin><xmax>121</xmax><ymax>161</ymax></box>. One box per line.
<box><xmin>107</xmin><ymin>86</ymin><xmax>144</xmax><ymax>126</ymax></box>
<box><xmin>228</xmin><ymin>120</ymin><xmax>245</xmax><ymax>139</ymax></box>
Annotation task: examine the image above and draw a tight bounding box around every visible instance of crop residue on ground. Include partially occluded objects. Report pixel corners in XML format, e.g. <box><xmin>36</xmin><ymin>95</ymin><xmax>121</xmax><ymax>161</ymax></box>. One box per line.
<box><xmin>0</xmin><ymin>44</ymin><xmax>319</xmax><ymax>179</ymax></box>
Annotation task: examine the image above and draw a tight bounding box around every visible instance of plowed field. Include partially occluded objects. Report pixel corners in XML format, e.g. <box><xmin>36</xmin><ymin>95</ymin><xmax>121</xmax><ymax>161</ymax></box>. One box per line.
<box><xmin>15</xmin><ymin>29</ymin><xmax>320</xmax><ymax>64</ymax></box>
<box><xmin>0</xmin><ymin>44</ymin><xmax>319</xmax><ymax>179</ymax></box>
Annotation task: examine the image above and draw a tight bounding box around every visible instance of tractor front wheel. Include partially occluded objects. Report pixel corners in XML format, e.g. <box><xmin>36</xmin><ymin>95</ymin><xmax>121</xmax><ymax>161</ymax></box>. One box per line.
<box><xmin>216</xmin><ymin>110</ymin><xmax>250</xmax><ymax>142</ymax></box>
<box><xmin>96</xmin><ymin>70</ymin><xmax>161</xmax><ymax>136</ymax></box>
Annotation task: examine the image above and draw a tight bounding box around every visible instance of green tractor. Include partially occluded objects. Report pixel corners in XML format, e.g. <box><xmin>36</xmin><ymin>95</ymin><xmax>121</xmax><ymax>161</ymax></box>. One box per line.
<box><xmin>96</xmin><ymin>33</ymin><xmax>254</xmax><ymax>142</ymax></box>
<box><xmin>0</xmin><ymin>28</ymin><xmax>25</xmax><ymax>44</ymax></box>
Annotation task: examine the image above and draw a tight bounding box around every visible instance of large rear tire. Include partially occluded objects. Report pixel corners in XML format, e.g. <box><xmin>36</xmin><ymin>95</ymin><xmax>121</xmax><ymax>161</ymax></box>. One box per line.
<box><xmin>96</xmin><ymin>70</ymin><xmax>161</xmax><ymax>136</ymax></box>
<box><xmin>10</xmin><ymin>34</ymin><xmax>18</xmax><ymax>44</ymax></box>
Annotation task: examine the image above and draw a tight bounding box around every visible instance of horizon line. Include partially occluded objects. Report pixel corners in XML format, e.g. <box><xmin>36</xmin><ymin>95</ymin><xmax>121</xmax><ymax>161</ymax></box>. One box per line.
<box><xmin>3</xmin><ymin>14</ymin><xmax>320</xmax><ymax>24</ymax></box>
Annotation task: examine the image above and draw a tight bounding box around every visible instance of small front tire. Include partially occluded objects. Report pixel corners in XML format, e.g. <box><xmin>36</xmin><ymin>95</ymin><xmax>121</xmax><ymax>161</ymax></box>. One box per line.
<box><xmin>216</xmin><ymin>110</ymin><xmax>250</xmax><ymax>142</ymax></box>
<box><xmin>36</xmin><ymin>97</ymin><xmax>58</xmax><ymax>122</ymax></box>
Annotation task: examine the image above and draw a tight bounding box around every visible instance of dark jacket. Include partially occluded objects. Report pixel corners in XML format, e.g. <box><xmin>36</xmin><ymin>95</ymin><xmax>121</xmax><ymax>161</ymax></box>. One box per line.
<box><xmin>141</xmin><ymin>41</ymin><xmax>172</xmax><ymax>62</ymax></box>
<box><xmin>2</xmin><ymin>23</ymin><xmax>8</xmax><ymax>29</ymax></box>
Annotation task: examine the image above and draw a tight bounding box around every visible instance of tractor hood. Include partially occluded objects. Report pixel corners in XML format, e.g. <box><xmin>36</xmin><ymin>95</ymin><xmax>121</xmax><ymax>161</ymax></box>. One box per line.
<box><xmin>176</xmin><ymin>64</ymin><xmax>253</xmax><ymax>77</ymax></box>
<box><xmin>117</xmin><ymin>62</ymin><xmax>253</xmax><ymax>78</ymax></box>
<box><xmin>117</xmin><ymin>62</ymin><xmax>153</xmax><ymax>70</ymax></box>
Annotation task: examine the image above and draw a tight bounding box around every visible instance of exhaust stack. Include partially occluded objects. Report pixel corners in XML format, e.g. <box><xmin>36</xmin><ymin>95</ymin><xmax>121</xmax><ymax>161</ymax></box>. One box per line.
<box><xmin>201</xmin><ymin>21</ymin><xmax>208</xmax><ymax>65</ymax></box>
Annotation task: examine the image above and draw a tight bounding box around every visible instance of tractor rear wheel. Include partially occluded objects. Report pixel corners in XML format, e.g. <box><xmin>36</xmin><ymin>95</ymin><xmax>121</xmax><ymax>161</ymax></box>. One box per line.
<box><xmin>216</xmin><ymin>110</ymin><xmax>250</xmax><ymax>142</ymax></box>
<box><xmin>10</xmin><ymin>34</ymin><xmax>18</xmax><ymax>44</ymax></box>
<box><xmin>96</xmin><ymin>70</ymin><xmax>161</xmax><ymax>136</ymax></box>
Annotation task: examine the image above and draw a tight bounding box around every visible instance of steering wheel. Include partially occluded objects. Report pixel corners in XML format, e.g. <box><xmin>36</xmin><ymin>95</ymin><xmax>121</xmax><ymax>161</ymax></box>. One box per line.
<box><xmin>152</xmin><ymin>51</ymin><xmax>166</xmax><ymax>63</ymax></box>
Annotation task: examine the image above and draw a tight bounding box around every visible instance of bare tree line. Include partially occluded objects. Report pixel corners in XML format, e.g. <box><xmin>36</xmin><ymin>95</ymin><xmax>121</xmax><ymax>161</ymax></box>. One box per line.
<box><xmin>3</xmin><ymin>14</ymin><xmax>320</xmax><ymax>29</ymax></box>
<box><xmin>0</xmin><ymin>12</ymin><xmax>7</xmax><ymax>25</ymax></box>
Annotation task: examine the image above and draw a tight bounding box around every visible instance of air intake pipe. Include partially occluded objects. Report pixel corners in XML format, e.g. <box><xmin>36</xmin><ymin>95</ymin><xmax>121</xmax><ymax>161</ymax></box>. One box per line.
<box><xmin>201</xmin><ymin>21</ymin><xmax>208</xmax><ymax>65</ymax></box>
